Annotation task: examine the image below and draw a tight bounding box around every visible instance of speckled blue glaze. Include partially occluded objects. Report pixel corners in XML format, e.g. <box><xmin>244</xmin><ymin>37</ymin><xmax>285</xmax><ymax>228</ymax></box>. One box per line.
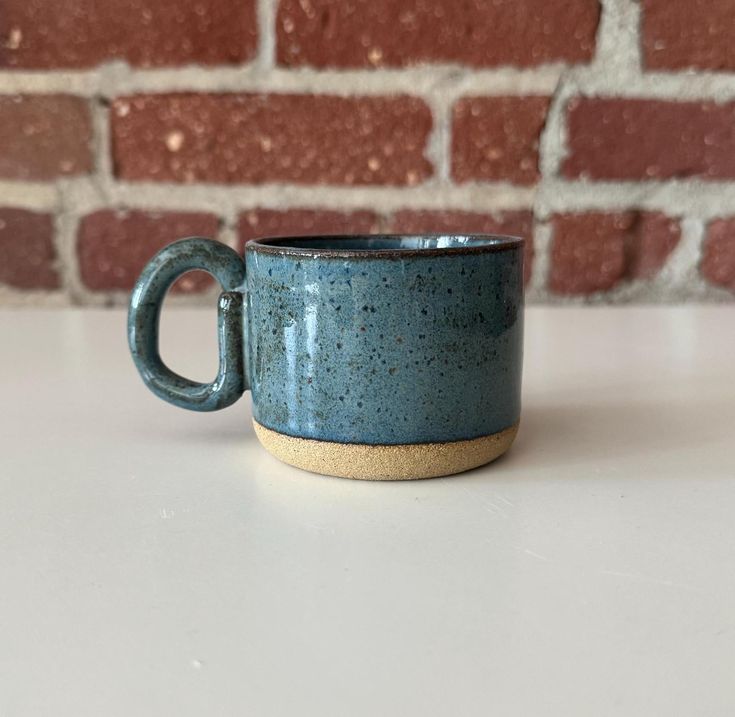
<box><xmin>128</xmin><ymin>238</ymin><xmax>246</xmax><ymax>411</ymax></box>
<box><xmin>245</xmin><ymin>236</ymin><xmax>523</xmax><ymax>444</ymax></box>
<box><xmin>128</xmin><ymin>235</ymin><xmax>524</xmax><ymax>445</ymax></box>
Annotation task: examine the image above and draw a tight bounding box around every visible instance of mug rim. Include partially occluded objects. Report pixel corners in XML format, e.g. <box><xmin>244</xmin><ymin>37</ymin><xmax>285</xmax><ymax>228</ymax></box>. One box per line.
<box><xmin>246</xmin><ymin>233</ymin><xmax>523</xmax><ymax>258</ymax></box>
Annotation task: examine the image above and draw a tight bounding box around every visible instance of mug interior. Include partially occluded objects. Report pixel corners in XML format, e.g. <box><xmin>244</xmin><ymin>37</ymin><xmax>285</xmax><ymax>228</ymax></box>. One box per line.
<box><xmin>248</xmin><ymin>234</ymin><xmax>522</xmax><ymax>255</ymax></box>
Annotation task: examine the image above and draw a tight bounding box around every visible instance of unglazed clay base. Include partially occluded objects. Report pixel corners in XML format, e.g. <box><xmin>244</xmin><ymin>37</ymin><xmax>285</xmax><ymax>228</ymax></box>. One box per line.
<box><xmin>253</xmin><ymin>420</ymin><xmax>519</xmax><ymax>480</ymax></box>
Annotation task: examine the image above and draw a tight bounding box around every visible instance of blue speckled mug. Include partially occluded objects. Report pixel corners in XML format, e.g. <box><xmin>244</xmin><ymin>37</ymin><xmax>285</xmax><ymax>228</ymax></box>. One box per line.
<box><xmin>128</xmin><ymin>235</ymin><xmax>524</xmax><ymax>480</ymax></box>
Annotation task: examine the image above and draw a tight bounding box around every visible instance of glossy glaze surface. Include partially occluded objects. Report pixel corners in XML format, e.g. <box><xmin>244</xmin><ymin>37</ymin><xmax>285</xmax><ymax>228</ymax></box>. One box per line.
<box><xmin>245</xmin><ymin>237</ymin><xmax>523</xmax><ymax>444</ymax></box>
<box><xmin>128</xmin><ymin>238</ymin><xmax>246</xmax><ymax>411</ymax></box>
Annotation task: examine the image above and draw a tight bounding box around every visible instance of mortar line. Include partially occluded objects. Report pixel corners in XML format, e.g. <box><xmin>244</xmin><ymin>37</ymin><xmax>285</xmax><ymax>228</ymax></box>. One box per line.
<box><xmin>6</xmin><ymin>178</ymin><xmax>735</xmax><ymax>216</ymax></box>
<box><xmin>48</xmin><ymin>203</ymin><xmax>73</xmax><ymax>307</ymax></box>
<box><xmin>656</xmin><ymin>216</ymin><xmax>710</xmax><ymax>299</ymax></box>
<box><xmin>5</xmin><ymin>177</ymin><xmax>735</xmax><ymax>217</ymax></box>
<box><xmin>0</xmin><ymin>62</ymin><xmax>671</xmax><ymax>98</ymax></box>
<box><xmin>424</xmin><ymin>85</ymin><xmax>453</xmax><ymax>184</ymax></box>
<box><xmin>592</xmin><ymin>0</ymin><xmax>642</xmax><ymax>77</ymax></box>
<box><xmin>536</xmin><ymin>70</ymin><xmax>573</xmax><ymax>207</ymax></box>
<box><xmin>256</xmin><ymin>0</ymin><xmax>277</xmax><ymax>70</ymax></box>
<box><xmin>91</xmin><ymin>96</ymin><xmax>115</xmax><ymax>189</ymax></box>
<box><xmin>218</xmin><ymin>203</ymin><xmax>240</xmax><ymax>252</ymax></box>
<box><xmin>54</xmin><ymin>206</ymin><xmax>84</xmax><ymax>305</ymax></box>
<box><xmin>526</xmin><ymin>219</ymin><xmax>553</xmax><ymax>302</ymax></box>
<box><xmin>0</xmin><ymin>64</ymin><xmax>565</xmax><ymax>96</ymax></box>
<box><xmin>2</xmin><ymin>59</ymin><xmax>735</xmax><ymax>100</ymax></box>
<box><xmin>535</xmin><ymin>180</ymin><xmax>735</xmax><ymax>219</ymax></box>
<box><xmin>54</xmin><ymin>180</ymin><xmax>539</xmax><ymax>213</ymax></box>
<box><xmin>0</xmin><ymin>285</ymin><xmax>68</xmax><ymax>307</ymax></box>
<box><xmin>0</xmin><ymin>183</ymin><xmax>58</xmax><ymax>209</ymax></box>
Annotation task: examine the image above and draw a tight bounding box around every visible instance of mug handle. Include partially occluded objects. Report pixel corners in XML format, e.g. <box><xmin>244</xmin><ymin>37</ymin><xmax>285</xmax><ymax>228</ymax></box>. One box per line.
<box><xmin>127</xmin><ymin>237</ymin><xmax>247</xmax><ymax>411</ymax></box>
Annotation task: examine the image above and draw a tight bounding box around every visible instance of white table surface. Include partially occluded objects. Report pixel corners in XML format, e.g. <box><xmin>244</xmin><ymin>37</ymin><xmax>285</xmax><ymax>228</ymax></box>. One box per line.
<box><xmin>1</xmin><ymin>306</ymin><xmax>734</xmax><ymax>716</ymax></box>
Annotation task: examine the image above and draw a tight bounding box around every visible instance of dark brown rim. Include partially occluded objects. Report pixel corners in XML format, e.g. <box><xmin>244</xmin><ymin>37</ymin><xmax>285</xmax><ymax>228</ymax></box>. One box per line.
<box><xmin>246</xmin><ymin>233</ymin><xmax>524</xmax><ymax>258</ymax></box>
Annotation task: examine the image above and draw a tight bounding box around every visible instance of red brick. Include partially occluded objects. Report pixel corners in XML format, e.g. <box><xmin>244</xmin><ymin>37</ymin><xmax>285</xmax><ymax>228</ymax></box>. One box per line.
<box><xmin>452</xmin><ymin>97</ymin><xmax>550</xmax><ymax>185</ymax></box>
<box><xmin>111</xmin><ymin>94</ymin><xmax>433</xmax><ymax>186</ymax></box>
<box><xmin>0</xmin><ymin>209</ymin><xmax>59</xmax><ymax>289</ymax></box>
<box><xmin>0</xmin><ymin>0</ymin><xmax>256</xmax><ymax>69</ymax></box>
<box><xmin>701</xmin><ymin>219</ymin><xmax>735</xmax><ymax>292</ymax></box>
<box><xmin>77</xmin><ymin>210</ymin><xmax>220</xmax><ymax>292</ymax></box>
<box><xmin>549</xmin><ymin>212</ymin><xmax>681</xmax><ymax>295</ymax></box>
<box><xmin>388</xmin><ymin>209</ymin><xmax>535</xmax><ymax>284</ymax></box>
<box><xmin>642</xmin><ymin>0</ymin><xmax>735</xmax><ymax>71</ymax></box>
<box><xmin>238</xmin><ymin>209</ymin><xmax>379</xmax><ymax>249</ymax></box>
<box><xmin>276</xmin><ymin>0</ymin><xmax>600</xmax><ymax>68</ymax></box>
<box><xmin>0</xmin><ymin>95</ymin><xmax>92</xmax><ymax>181</ymax></box>
<box><xmin>564</xmin><ymin>98</ymin><xmax>735</xmax><ymax>181</ymax></box>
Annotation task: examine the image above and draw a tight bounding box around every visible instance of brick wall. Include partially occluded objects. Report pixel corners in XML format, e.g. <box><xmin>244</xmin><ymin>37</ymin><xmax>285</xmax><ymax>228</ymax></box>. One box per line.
<box><xmin>1</xmin><ymin>0</ymin><xmax>734</xmax><ymax>306</ymax></box>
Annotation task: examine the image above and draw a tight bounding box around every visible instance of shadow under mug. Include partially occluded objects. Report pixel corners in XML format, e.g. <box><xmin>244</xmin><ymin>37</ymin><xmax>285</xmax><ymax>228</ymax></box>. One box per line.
<box><xmin>128</xmin><ymin>234</ymin><xmax>524</xmax><ymax>480</ymax></box>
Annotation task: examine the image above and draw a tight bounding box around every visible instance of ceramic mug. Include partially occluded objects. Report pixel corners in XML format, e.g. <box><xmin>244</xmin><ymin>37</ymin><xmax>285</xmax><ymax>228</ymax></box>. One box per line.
<box><xmin>128</xmin><ymin>234</ymin><xmax>524</xmax><ymax>480</ymax></box>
